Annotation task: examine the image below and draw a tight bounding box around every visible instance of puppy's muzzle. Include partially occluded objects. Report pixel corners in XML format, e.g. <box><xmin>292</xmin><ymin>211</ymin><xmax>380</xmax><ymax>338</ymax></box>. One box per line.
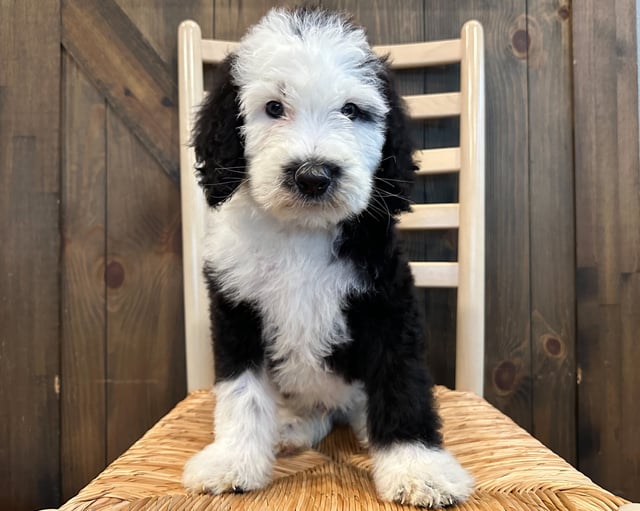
<box><xmin>291</xmin><ymin>161</ymin><xmax>341</xmax><ymax>198</ymax></box>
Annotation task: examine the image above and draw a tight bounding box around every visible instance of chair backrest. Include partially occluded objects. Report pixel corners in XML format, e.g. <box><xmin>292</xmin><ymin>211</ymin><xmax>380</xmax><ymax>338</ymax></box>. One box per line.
<box><xmin>178</xmin><ymin>20</ymin><xmax>485</xmax><ymax>395</ymax></box>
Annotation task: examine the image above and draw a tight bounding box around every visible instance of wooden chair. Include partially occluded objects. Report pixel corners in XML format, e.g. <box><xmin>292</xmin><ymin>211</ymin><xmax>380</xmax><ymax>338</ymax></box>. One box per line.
<box><xmin>58</xmin><ymin>19</ymin><xmax>630</xmax><ymax>511</ymax></box>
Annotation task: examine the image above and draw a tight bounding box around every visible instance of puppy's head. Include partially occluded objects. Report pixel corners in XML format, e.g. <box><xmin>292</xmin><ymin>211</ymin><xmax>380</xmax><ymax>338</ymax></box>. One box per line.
<box><xmin>194</xmin><ymin>8</ymin><xmax>415</xmax><ymax>228</ymax></box>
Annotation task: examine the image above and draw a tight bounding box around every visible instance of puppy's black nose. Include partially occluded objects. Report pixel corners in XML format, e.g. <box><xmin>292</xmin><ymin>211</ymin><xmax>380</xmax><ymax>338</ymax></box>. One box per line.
<box><xmin>294</xmin><ymin>162</ymin><xmax>335</xmax><ymax>197</ymax></box>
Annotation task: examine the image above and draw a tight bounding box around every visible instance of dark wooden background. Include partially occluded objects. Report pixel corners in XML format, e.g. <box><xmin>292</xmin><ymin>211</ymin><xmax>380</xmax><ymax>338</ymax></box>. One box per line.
<box><xmin>1</xmin><ymin>0</ymin><xmax>638</xmax><ymax>509</ymax></box>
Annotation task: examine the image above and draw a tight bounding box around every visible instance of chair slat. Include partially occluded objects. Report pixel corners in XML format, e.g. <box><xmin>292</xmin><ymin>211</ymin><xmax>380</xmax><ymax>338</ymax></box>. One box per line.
<box><xmin>179</xmin><ymin>21</ymin><xmax>215</xmax><ymax>391</ymax></box>
<box><xmin>201</xmin><ymin>39</ymin><xmax>463</xmax><ymax>68</ymax></box>
<box><xmin>398</xmin><ymin>204</ymin><xmax>459</xmax><ymax>230</ymax></box>
<box><xmin>416</xmin><ymin>147</ymin><xmax>461</xmax><ymax>174</ymax></box>
<box><xmin>405</xmin><ymin>93</ymin><xmax>461</xmax><ymax>119</ymax></box>
<box><xmin>373</xmin><ymin>39</ymin><xmax>462</xmax><ymax>68</ymax></box>
<box><xmin>201</xmin><ymin>40</ymin><xmax>236</xmax><ymax>63</ymax></box>
<box><xmin>410</xmin><ymin>262</ymin><xmax>459</xmax><ymax>287</ymax></box>
<box><xmin>455</xmin><ymin>20</ymin><xmax>485</xmax><ymax>396</ymax></box>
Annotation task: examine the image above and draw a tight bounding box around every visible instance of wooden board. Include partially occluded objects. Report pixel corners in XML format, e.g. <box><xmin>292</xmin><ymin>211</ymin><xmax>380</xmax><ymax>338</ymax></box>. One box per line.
<box><xmin>118</xmin><ymin>0</ymin><xmax>213</xmax><ymax>78</ymax></box>
<box><xmin>573</xmin><ymin>0</ymin><xmax>640</xmax><ymax>500</ymax></box>
<box><xmin>105</xmin><ymin>106</ymin><xmax>186</xmax><ymax>462</ymax></box>
<box><xmin>62</xmin><ymin>0</ymin><xmax>180</xmax><ymax>181</ymax></box>
<box><xmin>0</xmin><ymin>1</ymin><xmax>62</xmax><ymax>509</ymax></box>
<box><xmin>213</xmin><ymin>0</ymin><xmax>300</xmax><ymax>39</ymax></box>
<box><xmin>619</xmin><ymin>272</ymin><xmax>640</xmax><ymax>499</ymax></box>
<box><xmin>60</xmin><ymin>52</ymin><xmax>108</xmax><ymax>501</ymax></box>
<box><xmin>527</xmin><ymin>0</ymin><xmax>576</xmax><ymax>464</ymax></box>
<box><xmin>102</xmin><ymin>0</ymin><xmax>211</xmax><ymax>463</ymax></box>
<box><xmin>59</xmin><ymin>0</ymin><xmax>213</xmax><ymax>488</ymax></box>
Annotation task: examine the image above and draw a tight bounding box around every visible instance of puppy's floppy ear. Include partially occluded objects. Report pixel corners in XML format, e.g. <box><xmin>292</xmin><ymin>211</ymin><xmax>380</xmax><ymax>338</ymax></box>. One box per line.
<box><xmin>192</xmin><ymin>55</ymin><xmax>246</xmax><ymax>207</ymax></box>
<box><xmin>376</xmin><ymin>66</ymin><xmax>418</xmax><ymax>214</ymax></box>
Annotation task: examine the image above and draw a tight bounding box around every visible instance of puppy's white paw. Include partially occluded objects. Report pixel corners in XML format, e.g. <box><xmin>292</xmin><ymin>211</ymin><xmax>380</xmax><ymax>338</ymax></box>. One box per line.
<box><xmin>183</xmin><ymin>441</ymin><xmax>273</xmax><ymax>494</ymax></box>
<box><xmin>372</xmin><ymin>443</ymin><xmax>474</xmax><ymax>508</ymax></box>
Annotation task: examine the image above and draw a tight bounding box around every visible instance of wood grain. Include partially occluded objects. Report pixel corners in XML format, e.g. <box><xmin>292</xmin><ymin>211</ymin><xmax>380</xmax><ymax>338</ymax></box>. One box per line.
<box><xmin>213</xmin><ymin>0</ymin><xmax>300</xmax><ymax>39</ymax></box>
<box><xmin>118</xmin><ymin>0</ymin><xmax>213</xmax><ymax>76</ymax></box>
<box><xmin>102</xmin><ymin>0</ymin><xmax>206</xmax><ymax>463</ymax></box>
<box><xmin>527</xmin><ymin>0</ymin><xmax>576</xmax><ymax>464</ymax></box>
<box><xmin>573</xmin><ymin>0</ymin><xmax>640</xmax><ymax>500</ymax></box>
<box><xmin>0</xmin><ymin>1</ymin><xmax>62</xmax><ymax>509</ymax></box>
<box><xmin>620</xmin><ymin>272</ymin><xmax>640</xmax><ymax>496</ymax></box>
<box><xmin>57</xmin><ymin>0</ymin><xmax>213</xmax><ymax>494</ymax></box>
<box><xmin>60</xmin><ymin>51</ymin><xmax>108</xmax><ymax>501</ymax></box>
<box><xmin>615</xmin><ymin>0</ymin><xmax>640</xmax><ymax>494</ymax></box>
<box><xmin>105</xmin><ymin>107</ymin><xmax>186</xmax><ymax>462</ymax></box>
<box><xmin>62</xmin><ymin>0</ymin><xmax>180</xmax><ymax>181</ymax></box>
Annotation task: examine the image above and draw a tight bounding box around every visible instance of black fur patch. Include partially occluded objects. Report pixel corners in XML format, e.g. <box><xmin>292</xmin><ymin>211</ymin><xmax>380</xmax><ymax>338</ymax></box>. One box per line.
<box><xmin>192</xmin><ymin>56</ymin><xmax>246</xmax><ymax>207</ymax></box>
<box><xmin>375</xmin><ymin>66</ymin><xmax>418</xmax><ymax>214</ymax></box>
<box><xmin>204</xmin><ymin>267</ymin><xmax>265</xmax><ymax>381</ymax></box>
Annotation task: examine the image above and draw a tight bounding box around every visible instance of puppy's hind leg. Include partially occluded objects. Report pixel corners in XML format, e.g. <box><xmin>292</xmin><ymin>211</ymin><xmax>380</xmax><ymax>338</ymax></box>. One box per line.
<box><xmin>345</xmin><ymin>388</ymin><xmax>369</xmax><ymax>448</ymax></box>
<box><xmin>277</xmin><ymin>405</ymin><xmax>333</xmax><ymax>454</ymax></box>
<box><xmin>183</xmin><ymin>368</ymin><xmax>278</xmax><ymax>494</ymax></box>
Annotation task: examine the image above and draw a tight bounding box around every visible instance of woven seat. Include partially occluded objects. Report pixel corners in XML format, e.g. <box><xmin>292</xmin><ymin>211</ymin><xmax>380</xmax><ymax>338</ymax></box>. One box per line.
<box><xmin>60</xmin><ymin>387</ymin><xmax>626</xmax><ymax>511</ymax></box>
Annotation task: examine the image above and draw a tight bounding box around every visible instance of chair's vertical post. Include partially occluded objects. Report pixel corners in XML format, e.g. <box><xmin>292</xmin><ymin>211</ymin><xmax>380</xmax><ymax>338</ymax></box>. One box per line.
<box><xmin>456</xmin><ymin>21</ymin><xmax>485</xmax><ymax>395</ymax></box>
<box><xmin>178</xmin><ymin>21</ymin><xmax>214</xmax><ymax>391</ymax></box>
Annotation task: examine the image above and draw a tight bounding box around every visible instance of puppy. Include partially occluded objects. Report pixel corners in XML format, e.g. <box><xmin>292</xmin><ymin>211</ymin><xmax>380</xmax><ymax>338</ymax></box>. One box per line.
<box><xmin>182</xmin><ymin>7</ymin><xmax>473</xmax><ymax>508</ymax></box>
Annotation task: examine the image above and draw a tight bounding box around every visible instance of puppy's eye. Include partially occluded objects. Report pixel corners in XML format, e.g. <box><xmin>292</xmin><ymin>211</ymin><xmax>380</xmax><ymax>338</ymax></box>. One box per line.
<box><xmin>341</xmin><ymin>103</ymin><xmax>361</xmax><ymax>120</ymax></box>
<box><xmin>265</xmin><ymin>101</ymin><xmax>285</xmax><ymax>118</ymax></box>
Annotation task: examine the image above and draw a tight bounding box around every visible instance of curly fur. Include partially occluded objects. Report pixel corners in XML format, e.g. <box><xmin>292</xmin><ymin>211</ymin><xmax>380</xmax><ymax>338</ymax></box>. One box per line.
<box><xmin>183</xmin><ymin>7</ymin><xmax>473</xmax><ymax>508</ymax></box>
<box><xmin>192</xmin><ymin>57</ymin><xmax>246</xmax><ymax>207</ymax></box>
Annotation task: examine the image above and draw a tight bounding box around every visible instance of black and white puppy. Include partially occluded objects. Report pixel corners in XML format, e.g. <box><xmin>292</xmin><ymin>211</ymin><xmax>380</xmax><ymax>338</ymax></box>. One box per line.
<box><xmin>182</xmin><ymin>8</ymin><xmax>473</xmax><ymax>508</ymax></box>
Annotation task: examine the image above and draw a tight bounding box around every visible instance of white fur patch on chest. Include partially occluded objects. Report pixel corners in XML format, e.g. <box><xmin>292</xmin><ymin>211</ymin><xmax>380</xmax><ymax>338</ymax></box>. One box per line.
<box><xmin>203</xmin><ymin>190</ymin><xmax>366</xmax><ymax>408</ymax></box>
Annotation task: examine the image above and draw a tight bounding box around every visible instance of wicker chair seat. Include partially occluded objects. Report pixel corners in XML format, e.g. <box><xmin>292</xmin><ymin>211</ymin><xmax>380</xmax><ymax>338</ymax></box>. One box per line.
<box><xmin>60</xmin><ymin>387</ymin><xmax>626</xmax><ymax>511</ymax></box>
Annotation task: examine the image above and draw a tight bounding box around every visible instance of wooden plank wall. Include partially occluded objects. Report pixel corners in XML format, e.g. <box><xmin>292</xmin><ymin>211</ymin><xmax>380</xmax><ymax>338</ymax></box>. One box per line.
<box><xmin>1</xmin><ymin>0</ymin><xmax>639</xmax><ymax>509</ymax></box>
<box><xmin>573</xmin><ymin>0</ymin><xmax>640</xmax><ymax>499</ymax></box>
<box><xmin>59</xmin><ymin>0</ymin><xmax>214</xmax><ymax>500</ymax></box>
<box><xmin>0</xmin><ymin>2</ymin><xmax>62</xmax><ymax>509</ymax></box>
<box><xmin>528</xmin><ymin>0</ymin><xmax>576</xmax><ymax>464</ymax></box>
<box><xmin>61</xmin><ymin>50</ymin><xmax>108</xmax><ymax>501</ymax></box>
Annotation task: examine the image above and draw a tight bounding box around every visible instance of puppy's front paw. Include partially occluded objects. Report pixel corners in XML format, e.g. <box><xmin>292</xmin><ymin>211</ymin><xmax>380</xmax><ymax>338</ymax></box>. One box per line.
<box><xmin>372</xmin><ymin>443</ymin><xmax>473</xmax><ymax>508</ymax></box>
<box><xmin>183</xmin><ymin>441</ymin><xmax>273</xmax><ymax>494</ymax></box>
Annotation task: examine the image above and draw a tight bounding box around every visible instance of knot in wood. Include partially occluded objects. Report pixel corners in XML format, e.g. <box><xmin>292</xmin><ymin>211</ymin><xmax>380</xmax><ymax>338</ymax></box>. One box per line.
<box><xmin>558</xmin><ymin>5</ymin><xmax>570</xmax><ymax>21</ymax></box>
<box><xmin>105</xmin><ymin>260</ymin><xmax>125</xmax><ymax>289</ymax></box>
<box><xmin>543</xmin><ymin>335</ymin><xmax>564</xmax><ymax>358</ymax></box>
<box><xmin>511</xmin><ymin>29</ymin><xmax>530</xmax><ymax>58</ymax></box>
<box><xmin>493</xmin><ymin>360</ymin><xmax>517</xmax><ymax>393</ymax></box>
